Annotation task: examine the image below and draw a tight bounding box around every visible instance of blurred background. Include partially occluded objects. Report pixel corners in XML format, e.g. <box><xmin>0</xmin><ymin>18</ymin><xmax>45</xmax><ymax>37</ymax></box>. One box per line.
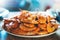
<box><xmin>0</xmin><ymin>0</ymin><xmax>55</xmax><ymax>11</ymax></box>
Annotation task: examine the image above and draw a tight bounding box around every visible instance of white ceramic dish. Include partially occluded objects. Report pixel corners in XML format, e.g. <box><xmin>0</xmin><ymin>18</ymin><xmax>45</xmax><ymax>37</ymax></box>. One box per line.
<box><xmin>3</xmin><ymin>12</ymin><xmax>58</xmax><ymax>38</ymax></box>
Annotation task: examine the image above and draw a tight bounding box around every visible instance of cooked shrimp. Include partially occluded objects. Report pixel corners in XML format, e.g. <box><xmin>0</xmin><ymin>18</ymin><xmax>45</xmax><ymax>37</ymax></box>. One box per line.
<box><xmin>47</xmin><ymin>23</ymin><xmax>55</xmax><ymax>33</ymax></box>
<box><xmin>31</xmin><ymin>20</ymin><xmax>38</xmax><ymax>24</ymax></box>
<box><xmin>20</xmin><ymin>14</ymin><xmax>38</xmax><ymax>24</ymax></box>
<box><xmin>46</xmin><ymin>16</ymin><xmax>53</xmax><ymax>22</ymax></box>
<box><xmin>19</xmin><ymin>24</ymin><xmax>37</xmax><ymax>32</ymax></box>
<box><xmin>12</xmin><ymin>28</ymin><xmax>28</xmax><ymax>35</ymax></box>
<box><xmin>38</xmin><ymin>23</ymin><xmax>47</xmax><ymax>31</ymax></box>
<box><xmin>52</xmin><ymin>24</ymin><xmax>58</xmax><ymax>29</ymax></box>
<box><xmin>26</xmin><ymin>27</ymin><xmax>40</xmax><ymax>35</ymax></box>
<box><xmin>24</xmin><ymin>23</ymin><xmax>35</xmax><ymax>28</ymax></box>
<box><xmin>4</xmin><ymin>19</ymin><xmax>12</xmax><ymax>24</ymax></box>
<box><xmin>19</xmin><ymin>10</ymin><xmax>31</xmax><ymax>20</ymax></box>
<box><xmin>32</xmin><ymin>27</ymin><xmax>40</xmax><ymax>33</ymax></box>
<box><xmin>38</xmin><ymin>16</ymin><xmax>46</xmax><ymax>23</ymax></box>
<box><xmin>11</xmin><ymin>21</ymin><xmax>19</xmax><ymax>29</ymax></box>
<box><xmin>38</xmin><ymin>23</ymin><xmax>47</xmax><ymax>28</ymax></box>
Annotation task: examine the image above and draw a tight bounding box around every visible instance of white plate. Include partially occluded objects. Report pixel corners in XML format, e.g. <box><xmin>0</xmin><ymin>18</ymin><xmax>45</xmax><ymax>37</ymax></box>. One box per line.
<box><xmin>3</xmin><ymin>11</ymin><xmax>58</xmax><ymax>38</ymax></box>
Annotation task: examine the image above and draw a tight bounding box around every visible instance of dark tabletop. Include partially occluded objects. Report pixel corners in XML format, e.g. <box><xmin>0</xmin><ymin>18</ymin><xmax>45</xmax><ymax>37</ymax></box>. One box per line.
<box><xmin>0</xmin><ymin>29</ymin><xmax>60</xmax><ymax>40</ymax></box>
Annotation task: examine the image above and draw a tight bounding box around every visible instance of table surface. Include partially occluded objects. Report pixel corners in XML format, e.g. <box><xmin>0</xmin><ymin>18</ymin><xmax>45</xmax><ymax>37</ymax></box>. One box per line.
<box><xmin>0</xmin><ymin>12</ymin><xmax>60</xmax><ymax>40</ymax></box>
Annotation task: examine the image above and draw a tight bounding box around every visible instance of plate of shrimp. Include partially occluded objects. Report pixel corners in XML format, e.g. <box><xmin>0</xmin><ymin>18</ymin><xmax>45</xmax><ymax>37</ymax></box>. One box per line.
<box><xmin>2</xmin><ymin>10</ymin><xmax>58</xmax><ymax>38</ymax></box>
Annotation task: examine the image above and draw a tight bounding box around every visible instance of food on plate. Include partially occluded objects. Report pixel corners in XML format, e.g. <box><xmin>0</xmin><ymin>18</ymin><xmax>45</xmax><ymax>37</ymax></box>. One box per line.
<box><xmin>19</xmin><ymin>24</ymin><xmax>37</xmax><ymax>32</ymax></box>
<box><xmin>38</xmin><ymin>16</ymin><xmax>46</xmax><ymax>23</ymax></box>
<box><xmin>3</xmin><ymin>10</ymin><xmax>58</xmax><ymax>36</ymax></box>
<box><xmin>46</xmin><ymin>16</ymin><xmax>53</xmax><ymax>23</ymax></box>
<box><xmin>38</xmin><ymin>23</ymin><xmax>47</xmax><ymax>31</ymax></box>
<box><xmin>23</xmin><ymin>23</ymin><xmax>35</xmax><ymax>28</ymax></box>
<box><xmin>47</xmin><ymin>22</ymin><xmax>58</xmax><ymax>33</ymax></box>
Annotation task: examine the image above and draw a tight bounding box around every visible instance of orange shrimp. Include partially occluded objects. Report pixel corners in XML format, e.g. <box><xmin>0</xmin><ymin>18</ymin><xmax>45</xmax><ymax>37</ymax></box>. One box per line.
<box><xmin>19</xmin><ymin>24</ymin><xmax>37</xmax><ymax>32</ymax></box>
<box><xmin>38</xmin><ymin>23</ymin><xmax>47</xmax><ymax>28</ymax></box>
<box><xmin>46</xmin><ymin>16</ymin><xmax>53</xmax><ymax>22</ymax></box>
<box><xmin>12</xmin><ymin>28</ymin><xmax>28</xmax><ymax>35</ymax></box>
<box><xmin>38</xmin><ymin>16</ymin><xmax>46</xmax><ymax>23</ymax></box>
<box><xmin>19</xmin><ymin>10</ymin><xmax>31</xmax><ymax>20</ymax></box>
<box><xmin>47</xmin><ymin>22</ymin><xmax>55</xmax><ymax>33</ymax></box>
<box><xmin>20</xmin><ymin>14</ymin><xmax>38</xmax><ymax>24</ymax></box>
<box><xmin>26</xmin><ymin>27</ymin><xmax>40</xmax><ymax>35</ymax></box>
<box><xmin>24</xmin><ymin>23</ymin><xmax>35</xmax><ymax>28</ymax></box>
<box><xmin>38</xmin><ymin>23</ymin><xmax>47</xmax><ymax>31</ymax></box>
<box><xmin>52</xmin><ymin>23</ymin><xmax>58</xmax><ymax>30</ymax></box>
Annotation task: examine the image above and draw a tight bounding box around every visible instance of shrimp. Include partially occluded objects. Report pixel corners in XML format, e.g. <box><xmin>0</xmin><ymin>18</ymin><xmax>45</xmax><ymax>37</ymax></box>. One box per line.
<box><xmin>11</xmin><ymin>21</ymin><xmax>19</xmax><ymax>29</ymax></box>
<box><xmin>38</xmin><ymin>23</ymin><xmax>47</xmax><ymax>28</ymax></box>
<box><xmin>32</xmin><ymin>27</ymin><xmax>40</xmax><ymax>33</ymax></box>
<box><xmin>38</xmin><ymin>16</ymin><xmax>46</xmax><ymax>23</ymax></box>
<box><xmin>47</xmin><ymin>22</ymin><xmax>56</xmax><ymax>33</ymax></box>
<box><xmin>46</xmin><ymin>16</ymin><xmax>53</xmax><ymax>22</ymax></box>
<box><xmin>26</xmin><ymin>27</ymin><xmax>40</xmax><ymax>35</ymax></box>
<box><xmin>24</xmin><ymin>23</ymin><xmax>35</xmax><ymax>28</ymax></box>
<box><xmin>11</xmin><ymin>28</ymin><xmax>28</xmax><ymax>35</ymax></box>
<box><xmin>20</xmin><ymin>14</ymin><xmax>38</xmax><ymax>24</ymax></box>
<box><xmin>19</xmin><ymin>24</ymin><xmax>37</xmax><ymax>32</ymax></box>
<box><xmin>19</xmin><ymin>10</ymin><xmax>31</xmax><ymax>20</ymax></box>
<box><xmin>52</xmin><ymin>24</ymin><xmax>58</xmax><ymax>30</ymax></box>
<box><xmin>4</xmin><ymin>19</ymin><xmax>12</xmax><ymax>24</ymax></box>
<box><xmin>38</xmin><ymin>23</ymin><xmax>47</xmax><ymax>31</ymax></box>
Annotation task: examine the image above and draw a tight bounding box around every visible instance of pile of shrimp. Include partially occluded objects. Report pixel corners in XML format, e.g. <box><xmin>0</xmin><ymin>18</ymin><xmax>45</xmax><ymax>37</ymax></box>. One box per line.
<box><xmin>3</xmin><ymin>10</ymin><xmax>58</xmax><ymax>36</ymax></box>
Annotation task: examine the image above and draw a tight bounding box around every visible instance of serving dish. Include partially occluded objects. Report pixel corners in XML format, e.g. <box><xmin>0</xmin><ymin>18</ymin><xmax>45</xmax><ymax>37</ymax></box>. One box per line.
<box><xmin>2</xmin><ymin>11</ymin><xmax>58</xmax><ymax>38</ymax></box>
